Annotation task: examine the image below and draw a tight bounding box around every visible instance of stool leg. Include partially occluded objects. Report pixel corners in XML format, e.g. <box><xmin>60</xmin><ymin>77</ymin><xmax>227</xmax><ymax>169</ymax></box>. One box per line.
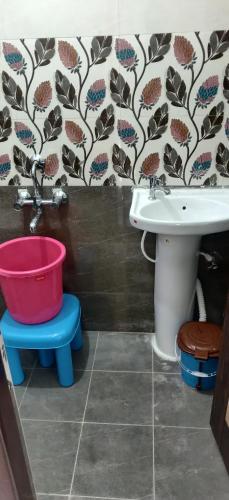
<box><xmin>38</xmin><ymin>350</ymin><xmax>55</xmax><ymax>368</ymax></box>
<box><xmin>71</xmin><ymin>323</ymin><xmax>83</xmax><ymax>351</ymax></box>
<box><xmin>55</xmin><ymin>344</ymin><xmax>74</xmax><ymax>387</ymax></box>
<box><xmin>6</xmin><ymin>348</ymin><xmax>24</xmax><ymax>385</ymax></box>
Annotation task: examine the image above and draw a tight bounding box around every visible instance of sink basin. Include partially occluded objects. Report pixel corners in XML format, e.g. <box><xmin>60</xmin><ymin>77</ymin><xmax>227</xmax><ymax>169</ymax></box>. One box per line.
<box><xmin>130</xmin><ymin>188</ymin><xmax>229</xmax><ymax>235</ymax></box>
<box><xmin>129</xmin><ymin>187</ymin><xmax>229</xmax><ymax>362</ymax></box>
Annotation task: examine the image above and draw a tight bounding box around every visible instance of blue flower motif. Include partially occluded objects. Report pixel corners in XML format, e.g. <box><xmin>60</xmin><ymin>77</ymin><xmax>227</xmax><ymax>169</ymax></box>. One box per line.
<box><xmin>225</xmin><ymin>118</ymin><xmax>229</xmax><ymax>139</ymax></box>
<box><xmin>0</xmin><ymin>154</ymin><xmax>11</xmax><ymax>178</ymax></box>
<box><xmin>196</xmin><ymin>76</ymin><xmax>219</xmax><ymax>108</ymax></box>
<box><xmin>191</xmin><ymin>153</ymin><xmax>212</xmax><ymax>179</ymax></box>
<box><xmin>118</xmin><ymin>119</ymin><xmax>138</xmax><ymax>146</ymax></box>
<box><xmin>90</xmin><ymin>153</ymin><xmax>108</xmax><ymax>179</ymax></box>
<box><xmin>115</xmin><ymin>38</ymin><xmax>138</xmax><ymax>70</ymax></box>
<box><xmin>86</xmin><ymin>80</ymin><xmax>106</xmax><ymax>110</ymax></box>
<box><xmin>3</xmin><ymin>42</ymin><xmax>25</xmax><ymax>73</ymax></box>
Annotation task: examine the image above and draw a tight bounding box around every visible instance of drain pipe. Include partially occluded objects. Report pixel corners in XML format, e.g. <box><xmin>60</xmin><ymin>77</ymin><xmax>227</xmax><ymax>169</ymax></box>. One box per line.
<box><xmin>196</xmin><ymin>278</ymin><xmax>207</xmax><ymax>322</ymax></box>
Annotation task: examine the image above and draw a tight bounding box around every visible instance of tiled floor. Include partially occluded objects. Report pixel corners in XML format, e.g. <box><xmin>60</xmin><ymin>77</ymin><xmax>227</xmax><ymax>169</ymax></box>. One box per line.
<box><xmin>14</xmin><ymin>332</ymin><xmax>229</xmax><ymax>500</ymax></box>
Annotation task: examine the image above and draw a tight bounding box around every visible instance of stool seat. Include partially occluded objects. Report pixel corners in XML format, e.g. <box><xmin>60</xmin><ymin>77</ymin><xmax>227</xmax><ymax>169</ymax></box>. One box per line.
<box><xmin>1</xmin><ymin>294</ymin><xmax>80</xmax><ymax>349</ymax></box>
<box><xmin>0</xmin><ymin>293</ymin><xmax>82</xmax><ymax>387</ymax></box>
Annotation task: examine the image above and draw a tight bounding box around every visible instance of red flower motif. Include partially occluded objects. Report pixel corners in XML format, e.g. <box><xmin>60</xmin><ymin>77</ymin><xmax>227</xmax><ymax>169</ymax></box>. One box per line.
<box><xmin>44</xmin><ymin>154</ymin><xmax>59</xmax><ymax>177</ymax></box>
<box><xmin>65</xmin><ymin>121</ymin><xmax>85</xmax><ymax>146</ymax></box>
<box><xmin>33</xmin><ymin>81</ymin><xmax>52</xmax><ymax>111</ymax></box>
<box><xmin>171</xmin><ymin>119</ymin><xmax>191</xmax><ymax>146</ymax></box>
<box><xmin>140</xmin><ymin>78</ymin><xmax>162</xmax><ymax>109</ymax></box>
<box><xmin>141</xmin><ymin>153</ymin><xmax>160</xmax><ymax>178</ymax></box>
<box><xmin>174</xmin><ymin>36</ymin><xmax>195</xmax><ymax>67</ymax></box>
<box><xmin>58</xmin><ymin>41</ymin><xmax>80</xmax><ymax>72</ymax></box>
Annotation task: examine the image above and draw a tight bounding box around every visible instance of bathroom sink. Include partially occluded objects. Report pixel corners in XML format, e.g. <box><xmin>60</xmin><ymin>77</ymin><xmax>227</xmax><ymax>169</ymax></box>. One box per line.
<box><xmin>130</xmin><ymin>187</ymin><xmax>229</xmax><ymax>235</ymax></box>
<box><xmin>129</xmin><ymin>187</ymin><xmax>229</xmax><ymax>362</ymax></box>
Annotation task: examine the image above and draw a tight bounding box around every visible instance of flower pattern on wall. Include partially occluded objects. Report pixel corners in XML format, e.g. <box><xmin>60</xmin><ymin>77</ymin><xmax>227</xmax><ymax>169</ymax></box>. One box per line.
<box><xmin>0</xmin><ymin>30</ymin><xmax>229</xmax><ymax>186</ymax></box>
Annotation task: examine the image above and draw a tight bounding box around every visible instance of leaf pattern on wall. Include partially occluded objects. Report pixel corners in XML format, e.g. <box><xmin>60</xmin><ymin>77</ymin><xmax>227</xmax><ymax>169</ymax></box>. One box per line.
<box><xmin>62</xmin><ymin>144</ymin><xmax>82</xmax><ymax>178</ymax></box>
<box><xmin>216</xmin><ymin>143</ymin><xmax>229</xmax><ymax>177</ymax></box>
<box><xmin>44</xmin><ymin>106</ymin><xmax>62</xmax><ymax>141</ymax></box>
<box><xmin>2</xmin><ymin>72</ymin><xmax>24</xmax><ymax>111</ymax></box>
<box><xmin>13</xmin><ymin>146</ymin><xmax>31</xmax><ymax>178</ymax></box>
<box><xmin>95</xmin><ymin>104</ymin><xmax>114</xmax><ymax>140</ymax></box>
<box><xmin>148</xmin><ymin>34</ymin><xmax>171</xmax><ymax>63</ymax></box>
<box><xmin>34</xmin><ymin>38</ymin><xmax>55</xmax><ymax>66</ymax></box>
<box><xmin>0</xmin><ymin>107</ymin><xmax>12</xmax><ymax>142</ymax></box>
<box><xmin>207</xmin><ymin>31</ymin><xmax>229</xmax><ymax>61</ymax></box>
<box><xmin>55</xmin><ymin>70</ymin><xmax>77</xmax><ymax>110</ymax></box>
<box><xmin>110</xmin><ymin>69</ymin><xmax>131</xmax><ymax>108</ymax></box>
<box><xmin>147</xmin><ymin>104</ymin><xmax>168</xmax><ymax>140</ymax></box>
<box><xmin>201</xmin><ymin>102</ymin><xmax>224</xmax><ymax>139</ymax></box>
<box><xmin>112</xmin><ymin>144</ymin><xmax>132</xmax><ymax>178</ymax></box>
<box><xmin>223</xmin><ymin>64</ymin><xmax>229</xmax><ymax>103</ymax></box>
<box><xmin>91</xmin><ymin>36</ymin><xmax>112</xmax><ymax>65</ymax></box>
<box><xmin>166</xmin><ymin>66</ymin><xmax>187</xmax><ymax>107</ymax></box>
<box><xmin>1</xmin><ymin>31</ymin><xmax>229</xmax><ymax>186</ymax></box>
<box><xmin>164</xmin><ymin>144</ymin><xmax>183</xmax><ymax>178</ymax></box>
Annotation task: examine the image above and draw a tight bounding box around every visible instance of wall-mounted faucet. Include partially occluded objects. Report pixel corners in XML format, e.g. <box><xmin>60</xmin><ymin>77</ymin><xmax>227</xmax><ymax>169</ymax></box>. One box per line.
<box><xmin>14</xmin><ymin>155</ymin><xmax>68</xmax><ymax>233</ymax></box>
<box><xmin>149</xmin><ymin>175</ymin><xmax>171</xmax><ymax>199</ymax></box>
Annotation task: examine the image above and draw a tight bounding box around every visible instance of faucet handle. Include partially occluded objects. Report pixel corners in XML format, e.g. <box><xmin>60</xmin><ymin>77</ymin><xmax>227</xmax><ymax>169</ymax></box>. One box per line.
<box><xmin>149</xmin><ymin>175</ymin><xmax>161</xmax><ymax>188</ymax></box>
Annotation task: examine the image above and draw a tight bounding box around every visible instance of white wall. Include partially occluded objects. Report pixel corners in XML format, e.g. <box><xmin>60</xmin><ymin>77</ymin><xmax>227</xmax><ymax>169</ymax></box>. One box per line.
<box><xmin>1</xmin><ymin>0</ymin><xmax>229</xmax><ymax>39</ymax></box>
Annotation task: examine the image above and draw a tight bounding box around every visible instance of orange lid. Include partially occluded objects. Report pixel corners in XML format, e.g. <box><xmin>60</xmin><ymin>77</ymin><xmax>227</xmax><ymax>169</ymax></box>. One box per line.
<box><xmin>177</xmin><ymin>321</ymin><xmax>222</xmax><ymax>360</ymax></box>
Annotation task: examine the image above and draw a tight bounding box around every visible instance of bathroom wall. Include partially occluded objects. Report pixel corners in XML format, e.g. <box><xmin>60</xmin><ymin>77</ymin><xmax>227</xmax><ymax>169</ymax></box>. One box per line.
<box><xmin>0</xmin><ymin>31</ymin><xmax>229</xmax><ymax>187</ymax></box>
<box><xmin>0</xmin><ymin>1</ymin><xmax>229</xmax><ymax>332</ymax></box>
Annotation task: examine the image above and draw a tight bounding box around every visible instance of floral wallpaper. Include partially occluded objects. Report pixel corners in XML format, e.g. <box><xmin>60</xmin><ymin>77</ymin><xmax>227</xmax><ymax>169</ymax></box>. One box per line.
<box><xmin>0</xmin><ymin>30</ymin><xmax>229</xmax><ymax>187</ymax></box>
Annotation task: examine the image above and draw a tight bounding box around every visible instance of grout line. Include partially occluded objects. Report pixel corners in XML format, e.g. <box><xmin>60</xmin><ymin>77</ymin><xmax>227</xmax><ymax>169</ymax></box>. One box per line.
<box><xmin>37</xmin><ymin>495</ymin><xmax>139</xmax><ymax>500</ymax></box>
<box><xmin>30</xmin><ymin>367</ymin><xmax>154</xmax><ymax>374</ymax></box>
<box><xmin>37</xmin><ymin>495</ymin><xmax>69</xmax><ymax>498</ymax></box>
<box><xmin>21</xmin><ymin>418</ymin><xmax>83</xmax><ymax>424</ymax></box>
<box><xmin>152</xmin><ymin>337</ymin><xmax>155</xmax><ymax>500</ymax></box>
<box><xmin>20</xmin><ymin>418</ymin><xmax>210</xmax><ymax>431</ymax></box>
<box><xmin>153</xmin><ymin>371</ymin><xmax>180</xmax><ymax>375</ymax></box>
<box><xmin>18</xmin><ymin>358</ymin><xmax>37</xmax><ymax>411</ymax></box>
<box><xmin>69</xmin><ymin>496</ymin><xmax>138</xmax><ymax>500</ymax></box>
<box><xmin>69</xmin><ymin>331</ymin><xmax>100</xmax><ymax>498</ymax></box>
<box><xmin>154</xmin><ymin>424</ymin><xmax>211</xmax><ymax>430</ymax></box>
<box><xmin>84</xmin><ymin>421</ymin><xmax>152</xmax><ymax>427</ymax></box>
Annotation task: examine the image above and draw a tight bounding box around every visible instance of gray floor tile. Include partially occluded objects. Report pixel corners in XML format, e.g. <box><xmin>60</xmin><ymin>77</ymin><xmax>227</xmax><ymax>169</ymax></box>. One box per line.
<box><xmin>70</xmin><ymin>498</ymin><xmax>153</xmax><ymax>500</ymax></box>
<box><xmin>20</xmin><ymin>368</ymin><xmax>91</xmax><ymax>421</ymax></box>
<box><xmin>94</xmin><ymin>332</ymin><xmax>152</xmax><ymax>371</ymax></box>
<box><xmin>155</xmin><ymin>427</ymin><xmax>229</xmax><ymax>500</ymax></box>
<box><xmin>37</xmin><ymin>496</ymin><xmax>67</xmax><ymax>500</ymax></box>
<box><xmin>85</xmin><ymin>371</ymin><xmax>152</xmax><ymax>424</ymax></box>
<box><xmin>72</xmin><ymin>331</ymin><xmax>98</xmax><ymax>370</ymax></box>
<box><xmin>72</xmin><ymin>423</ymin><xmax>153</xmax><ymax>498</ymax></box>
<box><xmin>20</xmin><ymin>349</ymin><xmax>37</xmax><ymax>368</ymax></box>
<box><xmin>14</xmin><ymin>369</ymin><xmax>31</xmax><ymax>407</ymax></box>
<box><xmin>153</xmin><ymin>352</ymin><xmax>180</xmax><ymax>373</ymax></box>
<box><xmin>154</xmin><ymin>373</ymin><xmax>213</xmax><ymax>428</ymax></box>
<box><xmin>22</xmin><ymin>420</ymin><xmax>81</xmax><ymax>495</ymax></box>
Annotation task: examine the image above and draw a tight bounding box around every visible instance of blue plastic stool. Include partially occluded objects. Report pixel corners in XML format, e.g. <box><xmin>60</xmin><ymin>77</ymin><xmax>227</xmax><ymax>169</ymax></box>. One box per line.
<box><xmin>0</xmin><ymin>294</ymin><xmax>83</xmax><ymax>387</ymax></box>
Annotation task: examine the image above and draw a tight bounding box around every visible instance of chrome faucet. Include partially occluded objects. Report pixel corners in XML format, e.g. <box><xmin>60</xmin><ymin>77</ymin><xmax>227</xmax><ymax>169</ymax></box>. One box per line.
<box><xmin>14</xmin><ymin>155</ymin><xmax>68</xmax><ymax>233</ymax></box>
<box><xmin>149</xmin><ymin>175</ymin><xmax>171</xmax><ymax>199</ymax></box>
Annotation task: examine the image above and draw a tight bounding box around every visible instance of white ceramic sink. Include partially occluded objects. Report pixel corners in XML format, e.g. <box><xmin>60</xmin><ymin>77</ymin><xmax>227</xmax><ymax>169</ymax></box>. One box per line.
<box><xmin>130</xmin><ymin>187</ymin><xmax>229</xmax><ymax>235</ymax></box>
<box><xmin>129</xmin><ymin>187</ymin><xmax>229</xmax><ymax>362</ymax></box>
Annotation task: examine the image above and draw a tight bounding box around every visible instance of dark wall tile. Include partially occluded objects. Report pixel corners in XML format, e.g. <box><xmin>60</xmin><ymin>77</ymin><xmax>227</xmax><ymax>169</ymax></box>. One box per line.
<box><xmin>0</xmin><ymin>187</ymin><xmax>154</xmax><ymax>332</ymax></box>
<box><xmin>0</xmin><ymin>187</ymin><xmax>228</xmax><ymax>331</ymax></box>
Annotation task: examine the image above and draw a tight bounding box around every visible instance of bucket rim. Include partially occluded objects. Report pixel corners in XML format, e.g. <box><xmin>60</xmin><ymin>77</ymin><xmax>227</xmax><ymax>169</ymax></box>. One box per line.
<box><xmin>0</xmin><ymin>236</ymin><xmax>66</xmax><ymax>277</ymax></box>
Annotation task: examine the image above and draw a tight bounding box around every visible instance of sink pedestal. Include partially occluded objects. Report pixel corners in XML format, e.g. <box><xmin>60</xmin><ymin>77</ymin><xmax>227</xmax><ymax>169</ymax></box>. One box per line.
<box><xmin>152</xmin><ymin>234</ymin><xmax>201</xmax><ymax>361</ymax></box>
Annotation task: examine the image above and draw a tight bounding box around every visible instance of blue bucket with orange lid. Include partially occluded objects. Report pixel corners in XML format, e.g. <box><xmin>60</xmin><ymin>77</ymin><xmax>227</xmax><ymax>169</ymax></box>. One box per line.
<box><xmin>177</xmin><ymin>321</ymin><xmax>222</xmax><ymax>390</ymax></box>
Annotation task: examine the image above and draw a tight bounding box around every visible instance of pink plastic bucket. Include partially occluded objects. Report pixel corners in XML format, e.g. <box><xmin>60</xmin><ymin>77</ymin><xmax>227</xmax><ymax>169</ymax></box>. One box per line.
<box><xmin>0</xmin><ymin>236</ymin><xmax>66</xmax><ymax>324</ymax></box>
